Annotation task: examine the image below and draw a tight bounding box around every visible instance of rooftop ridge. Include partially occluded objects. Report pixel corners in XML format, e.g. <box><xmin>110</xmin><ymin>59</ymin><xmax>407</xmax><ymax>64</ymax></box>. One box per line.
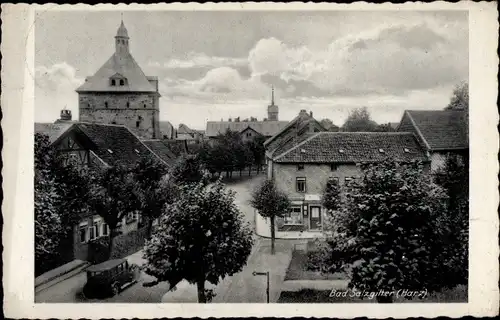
<box><xmin>77</xmin><ymin>121</ymin><xmax>128</xmax><ymax>128</ymax></box>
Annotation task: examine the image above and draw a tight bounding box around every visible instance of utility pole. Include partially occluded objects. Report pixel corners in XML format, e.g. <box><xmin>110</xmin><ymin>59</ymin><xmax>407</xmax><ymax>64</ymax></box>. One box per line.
<box><xmin>252</xmin><ymin>271</ymin><xmax>270</xmax><ymax>303</ymax></box>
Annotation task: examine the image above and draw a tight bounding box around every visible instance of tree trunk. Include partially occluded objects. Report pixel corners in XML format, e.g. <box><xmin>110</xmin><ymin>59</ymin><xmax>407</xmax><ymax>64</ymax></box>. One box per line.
<box><xmin>108</xmin><ymin>228</ymin><xmax>115</xmax><ymax>257</ymax></box>
<box><xmin>147</xmin><ymin>218</ymin><xmax>154</xmax><ymax>238</ymax></box>
<box><xmin>376</xmin><ymin>295</ymin><xmax>393</xmax><ymax>303</ymax></box>
<box><xmin>270</xmin><ymin>216</ymin><xmax>276</xmax><ymax>255</ymax></box>
<box><xmin>196</xmin><ymin>276</ymin><xmax>206</xmax><ymax>303</ymax></box>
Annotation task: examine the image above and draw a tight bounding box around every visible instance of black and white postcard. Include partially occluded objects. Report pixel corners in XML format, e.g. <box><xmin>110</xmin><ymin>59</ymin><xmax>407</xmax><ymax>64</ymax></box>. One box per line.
<box><xmin>2</xmin><ymin>2</ymin><xmax>498</xmax><ymax>318</ymax></box>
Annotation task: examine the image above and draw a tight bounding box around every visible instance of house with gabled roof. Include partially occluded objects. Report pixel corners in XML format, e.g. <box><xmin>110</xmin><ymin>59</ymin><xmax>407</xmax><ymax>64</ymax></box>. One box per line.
<box><xmin>397</xmin><ymin>110</ymin><xmax>468</xmax><ymax>171</ymax></box>
<box><xmin>257</xmin><ymin>128</ymin><xmax>429</xmax><ymax>239</ymax></box>
<box><xmin>51</xmin><ymin>122</ymin><xmax>169</xmax><ymax>169</ymax></box>
<box><xmin>48</xmin><ymin>122</ymin><xmax>178</xmax><ymax>263</ymax></box>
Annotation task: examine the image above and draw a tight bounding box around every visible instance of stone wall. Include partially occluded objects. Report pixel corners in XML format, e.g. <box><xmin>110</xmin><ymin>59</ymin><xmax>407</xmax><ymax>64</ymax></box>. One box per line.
<box><xmin>79</xmin><ymin>92</ymin><xmax>160</xmax><ymax>139</ymax></box>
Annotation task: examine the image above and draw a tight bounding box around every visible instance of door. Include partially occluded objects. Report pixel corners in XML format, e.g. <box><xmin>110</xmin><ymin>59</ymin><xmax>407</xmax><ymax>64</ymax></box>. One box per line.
<box><xmin>309</xmin><ymin>206</ymin><xmax>321</xmax><ymax>230</ymax></box>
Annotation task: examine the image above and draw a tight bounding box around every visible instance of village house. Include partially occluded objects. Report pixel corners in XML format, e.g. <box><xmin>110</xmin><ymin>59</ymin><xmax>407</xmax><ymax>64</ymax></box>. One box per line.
<box><xmin>205</xmin><ymin>87</ymin><xmax>289</xmax><ymax>142</ymax></box>
<box><xmin>49</xmin><ymin>122</ymin><xmax>175</xmax><ymax>262</ymax></box>
<box><xmin>257</xmin><ymin>110</ymin><xmax>429</xmax><ymax>239</ymax></box>
<box><xmin>397</xmin><ymin>110</ymin><xmax>469</xmax><ymax>171</ymax></box>
<box><xmin>176</xmin><ymin>123</ymin><xmax>204</xmax><ymax>144</ymax></box>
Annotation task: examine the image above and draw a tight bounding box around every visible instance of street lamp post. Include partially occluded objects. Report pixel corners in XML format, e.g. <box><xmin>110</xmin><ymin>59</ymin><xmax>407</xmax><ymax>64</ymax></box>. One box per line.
<box><xmin>252</xmin><ymin>271</ymin><xmax>270</xmax><ymax>303</ymax></box>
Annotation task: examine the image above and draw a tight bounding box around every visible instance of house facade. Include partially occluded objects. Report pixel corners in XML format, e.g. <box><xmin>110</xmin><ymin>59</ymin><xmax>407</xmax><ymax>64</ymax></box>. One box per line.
<box><xmin>256</xmin><ymin>131</ymin><xmax>429</xmax><ymax>239</ymax></box>
<box><xmin>397</xmin><ymin>110</ymin><xmax>468</xmax><ymax>171</ymax></box>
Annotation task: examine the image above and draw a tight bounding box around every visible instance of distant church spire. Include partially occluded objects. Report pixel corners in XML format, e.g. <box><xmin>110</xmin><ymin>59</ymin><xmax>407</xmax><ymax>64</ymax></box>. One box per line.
<box><xmin>271</xmin><ymin>85</ymin><xmax>275</xmax><ymax>105</ymax></box>
<box><xmin>267</xmin><ymin>85</ymin><xmax>279</xmax><ymax>121</ymax></box>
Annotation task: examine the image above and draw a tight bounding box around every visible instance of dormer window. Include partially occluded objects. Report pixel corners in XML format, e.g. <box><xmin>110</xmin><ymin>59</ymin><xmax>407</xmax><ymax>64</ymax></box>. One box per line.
<box><xmin>109</xmin><ymin>73</ymin><xmax>127</xmax><ymax>87</ymax></box>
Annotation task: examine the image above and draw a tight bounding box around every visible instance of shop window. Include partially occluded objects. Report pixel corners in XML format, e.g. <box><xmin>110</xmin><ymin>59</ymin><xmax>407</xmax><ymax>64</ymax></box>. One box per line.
<box><xmin>296</xmin><ymin>177</ymin><xmax>306</xmax><ymax>193</ymax></box>
<box><xmin>284</xmin><ymin>206</ymin><xmax>303</xmax><ymax>225</ymax></box>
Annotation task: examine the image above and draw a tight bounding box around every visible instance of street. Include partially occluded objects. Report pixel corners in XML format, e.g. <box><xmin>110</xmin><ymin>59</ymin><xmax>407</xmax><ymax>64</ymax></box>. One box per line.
<box><xmin>36</xmin><ymin>174</ymin><xmax>282</xmax><ymax>303</ymax></box>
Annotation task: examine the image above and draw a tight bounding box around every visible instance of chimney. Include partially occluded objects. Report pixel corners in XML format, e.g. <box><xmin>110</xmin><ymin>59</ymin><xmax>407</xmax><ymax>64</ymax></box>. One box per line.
<box><xmin>299</xmin><ymin>109</ymin><xmax>308</xmax><ymax>116</ymax></box>
<box><xmin>60</xmin><ymin>109</ymin><xmax>72</xmax><ymax>121</ymax></box>
<box><xmin>309</xmin><ymin>111</ymin><xmax>313</xmax><ymax>117</ymax></box>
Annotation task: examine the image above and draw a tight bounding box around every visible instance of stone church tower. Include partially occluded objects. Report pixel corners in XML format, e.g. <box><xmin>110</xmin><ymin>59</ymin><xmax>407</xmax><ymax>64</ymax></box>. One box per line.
<box><xmin>76</xmin><ymin>20</ymin><xmax>161</xmax><ymax>139</ymax></box>
<box><xmin>267</xmin><ymin>86</ymin><xmax>279</xmax><ymax>121</ymax></box>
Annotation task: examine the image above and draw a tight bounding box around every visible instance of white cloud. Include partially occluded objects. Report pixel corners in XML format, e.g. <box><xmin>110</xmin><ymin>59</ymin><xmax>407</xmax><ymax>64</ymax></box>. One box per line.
<box><xmin>246</xmin><ymin>22</ymin><xmax>468</xmax><ymax>97</ymax></box>
<box><xmin>35</xmin><ymin>62</ymin><xmax>83</xmax><ymax>122</ymax></box>
<box><xmin>149</xmin><ymin>52</ymin><xmax>247</xmax><ymax>69</ymax></box>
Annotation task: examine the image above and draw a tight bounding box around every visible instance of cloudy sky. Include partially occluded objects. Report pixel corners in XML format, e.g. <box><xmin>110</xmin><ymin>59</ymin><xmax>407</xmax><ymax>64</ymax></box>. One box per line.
<box><xmin>35</xmin><ymin>10</ymin><xmax>468</xmax><ymax>129</ymax></box>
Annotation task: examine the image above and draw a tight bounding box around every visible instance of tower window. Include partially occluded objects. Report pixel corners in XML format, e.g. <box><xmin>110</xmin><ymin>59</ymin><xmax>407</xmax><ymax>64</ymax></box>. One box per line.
<box><xmin>136</xmin><ymin>121</ymin><xmax>140</xmax><ymax>128</ymax></box>
<box><xmin>105</xmin><ymin>102</ymin><xmax>108</xmax><ymax>108</ymax></box>
<box><xmin>126</xmin><ymin>102</ymin><xmax>130</xmax><ymax>108</ymax></box>
<box><xmin>143</xmin><ymin>104</ymin><xmax>147</xmax><ymax>108</ymax></box>
<box><xmin>120</xmin><ymin>79</ymin><xmax>125</xmax><ymax>86</ymax></box>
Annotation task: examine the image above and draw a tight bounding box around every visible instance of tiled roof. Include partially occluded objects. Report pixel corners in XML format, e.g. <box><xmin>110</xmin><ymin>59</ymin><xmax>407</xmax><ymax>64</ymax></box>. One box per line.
<box><xmin>206</xmin><ymin>121</ymin><xmax>289</xmax><ymax>137</ymax></box>
<box><xmin>265</xmin><ymin>111</ymin><xmax>326</xmax><ymax>155</ymax></box>
<box><xmin>273</xmin><ymin>132</ymin><xmax>428</xmax><ymax>163</ymax></box>
<box><xmin>142</xmin><ymin>140</ymin><xmax>178</xmax><ymax>166</ymax></box>
<box><xmin>35</xmin><ymin>122</ymin><xmax>73</xmax><ymax>143</ymax></box>
<box><xmin>404</xmin><ymin>110</ymin><xmax>468</xmax><ymax>151</ymax></box>
<box><xmin>53</xmin><ymin>123</ymin><xmax>165</xmax><ymax>167</ymax></box>
<box><xmin>76</xmin><ymin>53</ymin><xmax>156</xmax><ymax>93</ymax></box>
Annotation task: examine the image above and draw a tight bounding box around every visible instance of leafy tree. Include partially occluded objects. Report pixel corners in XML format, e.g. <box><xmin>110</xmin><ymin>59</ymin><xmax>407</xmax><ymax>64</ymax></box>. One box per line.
<box><xmin>132</xmin><ymin>157</ymin><xmax>174</xmax><ymax>237</ymax></box>
<box><xmin>342</xmin><ymin>107</ymin><xmax>378</xmax><ymax>132</ymax></box>
<box><xmin>246</xmin><ymin>135</ymin><xmax>267</xmax><ymax>172</ymax></box>
<box><xmin>170</xmin><ymin>154</ymin><xmax>205</xmax><ymax>185</ymax></box>
<box><xmin>433</xmin><ymin>154</ymin><xmax>469</xmax><ymax>285</ymax></box>
<box><xmin>34</xmin><ymin>134</ymin><xmax>63</xmax><ymax>275</ymax></box>
<box><xmin>250</xmin><ymin>179</ymin><xmax>291</xmax><ymax>254</ymax></box>
<box><xmin>322</xmin><ymin>178</ymin><xmax>341</xmax><ymax>212</ymax></box>
<box><xmin>87</xmin><ymin>165</ymin><xmax>138</xmax><ymax>254</ymax></box>
<box><xmin>314</xmin><ymin>160</ymin><xmax>452</xmax><ymax>302</ymax></box>
<box><xmin>143</xmin><ymin>177</ymin><xmax>254</xmax><ymax>303</ymax></box>
<box><xmin>445</xmin><ymin>82</ymin><xmax>469</xmax><ymax>111</ymax></box>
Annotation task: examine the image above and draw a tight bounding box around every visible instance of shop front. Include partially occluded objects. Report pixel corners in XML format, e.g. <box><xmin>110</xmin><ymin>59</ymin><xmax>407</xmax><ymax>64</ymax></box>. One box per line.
<box><xmin>255</xmin><ymin>194</ymin><xmax>327</xmax><ymax>239</ymax></box>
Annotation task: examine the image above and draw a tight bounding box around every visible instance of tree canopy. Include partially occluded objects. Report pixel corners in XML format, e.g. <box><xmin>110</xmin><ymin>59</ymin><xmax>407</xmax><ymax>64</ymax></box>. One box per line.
<box><xmin>312</xmin><ymin>160</ymin><xmax>462</xmax><ymax>302</ymax></box>
<box><xmin>143</xmin><ymin>178</ymin><xmax>254</xmax><ymax>302</ymax></box>
<box><xmin>445</xmin><ymin>82</ymin><xmax>469</xmax><ymax>111</ymax></box>
<box><xmin>87</xmin><ymin>164</ymin><xmax>138</xmax><ymax>253</ymax></box>
<box><xmin>341</xmin><ymin>107</ymin><xmax>378</xmax><ymax>132</ymax></box>
<box><xmin>250</xmin><ymin>179</ymin><xmax>290</xmax><ymax>254</ymax></box>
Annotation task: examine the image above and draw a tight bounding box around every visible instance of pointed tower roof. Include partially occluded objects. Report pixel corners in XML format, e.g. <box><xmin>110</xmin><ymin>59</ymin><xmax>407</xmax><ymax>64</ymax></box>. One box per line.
<box><xmin>76</xmin><ymin>20</ymin><xmax>156</xmax><ymax>93</ymax></box>
<box><xmin>116</xmin><ymin>20</ymin><xmax>129</xmax><ymax>38</ymax></box>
